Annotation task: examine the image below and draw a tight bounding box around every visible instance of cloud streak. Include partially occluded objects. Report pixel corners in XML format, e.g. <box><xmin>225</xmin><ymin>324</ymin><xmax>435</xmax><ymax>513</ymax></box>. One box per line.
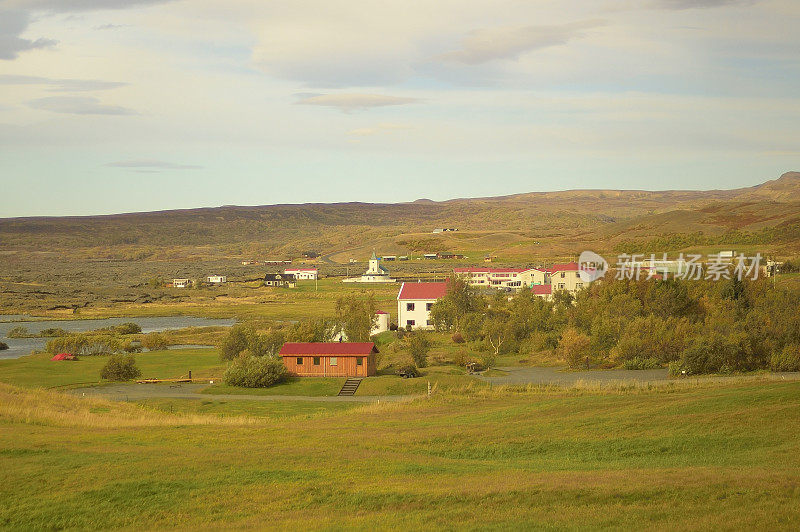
<box><xmin>440</xmin><ymin>20</ymin><xmax>604</xmax><ymax>65</ymax></box>
<box><xmin>1</xmin><ymin>0</ymin><xmax>175</xmax><ymax>12</ymax></box>
<box><xmin>105</xmin><ymin>160</ymin><xmax>203</xmax><ymax>170</ymax></box>
<box><xmin>0</xmin><ymin>74</ymin><xmax>127</xmax><ymax>91</ymax></box>
<box><xmin>0</xmin><ymin>9</ymin><xmax>57</xmax><ymax>60</ymax></box>
<box><xmin>27</xmin><ymin>96</ymin><xmax>136</xmax><ymax>115</ymax></box>
<box><xmin>295</xmin><ymin>93</ymin><xmax>419</xmax><ymax>112</ymax></box>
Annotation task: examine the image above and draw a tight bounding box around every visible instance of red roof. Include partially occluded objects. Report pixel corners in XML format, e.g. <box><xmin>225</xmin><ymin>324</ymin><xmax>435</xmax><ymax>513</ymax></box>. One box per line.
<box><xmin>548</xmin><ymin>262</ymin><xmax>580</xmax><ymax>273</ymax></box>
<box><xmin>51</xmin><ymin>353</ymin><xmax>75</xmax><ymax>361</ymax></box>
<box><xmin>375</xmin><ymin>310</ymin><xmax>388</xmax><ymax>315</ymax></box>
<box><xmin>279</xmin><ymin>342</ymin><xmax>378</xmax><ymax>356</ymax></box>
<box><xmin>454</xmin><ymin>267</ymin><xmax>541</xmax><ymax>274</ymax></box>
<box><xmin>284</xmin><ymin>268</ymin><xmax>317</xmax><ymax>272</ymax></box>
<box><xmin>397</xmin><ymin>282</ymin><xmax>448</xmax><ymax>300</ymax></box>
<box><xmin>531</xmin><ymin>285</ymin><xmax>552</xmax><ymax>295</ymax></box>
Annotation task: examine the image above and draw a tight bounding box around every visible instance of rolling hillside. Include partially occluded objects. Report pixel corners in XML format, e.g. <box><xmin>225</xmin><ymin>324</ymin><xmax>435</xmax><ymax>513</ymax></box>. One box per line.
<box><xmin>1</xmin><ymin>172</ymin><xmax>798</xmax><ymax>261</ymax></box>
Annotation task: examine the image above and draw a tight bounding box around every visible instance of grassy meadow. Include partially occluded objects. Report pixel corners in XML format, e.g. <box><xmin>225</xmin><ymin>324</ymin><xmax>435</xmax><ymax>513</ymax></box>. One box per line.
<box><xmin>2</xmin><ymin>378</ymin><xmax>800</xmax><ymax>529</ymax></box>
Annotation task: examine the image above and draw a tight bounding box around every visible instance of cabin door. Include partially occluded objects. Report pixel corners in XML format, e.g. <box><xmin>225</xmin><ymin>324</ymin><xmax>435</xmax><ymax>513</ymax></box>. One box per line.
<box><xmin>356</xmin><ymin>357</ymin><xmax>365</xmax><ymax>376</ymax></box>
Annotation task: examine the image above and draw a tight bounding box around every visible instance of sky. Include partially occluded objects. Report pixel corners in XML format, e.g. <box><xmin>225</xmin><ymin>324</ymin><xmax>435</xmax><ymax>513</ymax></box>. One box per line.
<box><xmin>0</xmin><ymin>0</ymin><xmax>798</xmax><ymax>217</ymax></box>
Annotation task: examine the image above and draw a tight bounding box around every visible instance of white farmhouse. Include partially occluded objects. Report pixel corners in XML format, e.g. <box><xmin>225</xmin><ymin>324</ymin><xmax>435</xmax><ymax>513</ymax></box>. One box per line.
<box><xmin>173</xmin><ymin>278</ymin><xmax>190</xmax><ymax>288</ymax></box>
<box><xmin>397</xmin><ymin>282</ymin><xmax>448</xmax><ymax>330</ymax></box>
<box><xmin>284</xmin><ymin>268</ymin><xmax>318</xmax><ymax>280</ymax></box>
<box><xmin>454</xmin><ymin>267</ymin><xmax>546</xmax><ymax>290</ymax></box>
<box><xmin>207</xmin><ymin>275</ymin><xmax>227</xmax><ymax>284</ymax></box>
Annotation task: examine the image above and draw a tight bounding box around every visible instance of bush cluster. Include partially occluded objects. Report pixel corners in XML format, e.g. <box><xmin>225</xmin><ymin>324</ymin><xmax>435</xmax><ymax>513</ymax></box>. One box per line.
<box><xmin>100</xmin><ymin>354</ymin><xmax>142</xmax><ymax>381</ymax></box>
<box><xmin>223</xmin><ymin>356</ymin><xmax>288</xmax><ymax>388</ymax></box>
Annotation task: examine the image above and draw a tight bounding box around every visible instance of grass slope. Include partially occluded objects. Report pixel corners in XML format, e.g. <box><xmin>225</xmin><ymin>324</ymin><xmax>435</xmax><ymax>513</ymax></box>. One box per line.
<box><xmin>1</xmin><ymin>379</ymin><xmax>799</xmax><ymax>529</ymax></box>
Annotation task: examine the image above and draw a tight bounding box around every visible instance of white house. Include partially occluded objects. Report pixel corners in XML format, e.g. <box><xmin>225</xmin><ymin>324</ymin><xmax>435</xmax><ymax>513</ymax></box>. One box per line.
<box><xmin>173</xmin><ymin>278</ymin><xmax>190</xmax><ymax>288</ymax></box>
<box><xmin>546</xmin><ymin>262</ymin><xmax>585</xmax><ymax>293</ymax></box>
<box><xmin>207</xmin><ymin>275</ymin><xmax>226</xmax><ymax>284</ymax></box>
<box><xmin>284</xmin><ymin>268</ymin><xmax>318</xmax><ymax>280</ymax></box>
<box><xmin>454</xmin><ymin>267</ymin><xmax>546</xmax><ymax>290</ymax></box>
<box><xmin>397</xmin><ymin>282</ymin><xmax>448</xmax><ymax>330</ymax></box>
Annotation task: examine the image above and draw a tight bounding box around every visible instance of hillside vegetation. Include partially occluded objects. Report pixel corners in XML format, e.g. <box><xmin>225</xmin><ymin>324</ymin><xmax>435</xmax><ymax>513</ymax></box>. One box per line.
<box><xmin>1</xmin><ymin>172</ymin><xmax>798</xmax><ymax>261</ymax></box>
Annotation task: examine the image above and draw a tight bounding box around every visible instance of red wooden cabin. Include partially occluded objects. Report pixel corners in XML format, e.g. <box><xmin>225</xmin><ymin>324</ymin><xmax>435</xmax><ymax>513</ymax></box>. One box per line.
<box><xmin>279</xmin><ymin>342</ymin><xmax>378</xmax><ymax>377</ymax></box>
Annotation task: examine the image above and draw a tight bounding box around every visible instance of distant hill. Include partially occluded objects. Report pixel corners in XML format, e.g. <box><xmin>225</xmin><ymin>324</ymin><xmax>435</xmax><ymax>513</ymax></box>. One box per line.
<box><xmin>1</xmin><ymin>172</ymin><xmax>798</xmax><ymax>261</ymax></box>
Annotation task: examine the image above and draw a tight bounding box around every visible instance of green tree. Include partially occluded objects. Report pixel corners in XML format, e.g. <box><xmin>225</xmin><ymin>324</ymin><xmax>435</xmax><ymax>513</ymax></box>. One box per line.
<box><xmin>220</xmin><ymin>325</ymin><xmax>253</xmax><ymax>361</ymax></box>
<box><xmin>334</xmin><ymin>294</ymin><xmax>376</xmax><ymax>342</ymax></box>
<box><xmin>405</xmin><ymin>333</ymin><xmax>431</xmax><ymax>368</ymax></box>
<box><xmin>141</xmin><ymin>332</ymin><xmax>168</xmax><ymax>351</ymax></box>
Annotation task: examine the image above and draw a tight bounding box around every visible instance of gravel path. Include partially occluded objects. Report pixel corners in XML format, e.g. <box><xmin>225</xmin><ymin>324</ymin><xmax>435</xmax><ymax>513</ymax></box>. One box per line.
<box><xmin>68</xmin><ymin>383</ymin><xmax>411</xmax><ymax>403</ymax></box>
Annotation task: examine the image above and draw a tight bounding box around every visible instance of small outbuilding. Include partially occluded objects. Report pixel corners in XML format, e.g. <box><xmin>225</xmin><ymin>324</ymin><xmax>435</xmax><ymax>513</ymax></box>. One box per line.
<box><xmin>279</xmin><ymin>342</ymin><xmax>378</xmax><ymax>377</ymax></box>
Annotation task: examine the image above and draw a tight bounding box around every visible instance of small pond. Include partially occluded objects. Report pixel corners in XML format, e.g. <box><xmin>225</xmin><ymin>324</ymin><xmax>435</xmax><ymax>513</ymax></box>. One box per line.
<box><xmin>0</xmin><ymin>315</ymin><xmax>235</xmax><ymax>359</ymax></box>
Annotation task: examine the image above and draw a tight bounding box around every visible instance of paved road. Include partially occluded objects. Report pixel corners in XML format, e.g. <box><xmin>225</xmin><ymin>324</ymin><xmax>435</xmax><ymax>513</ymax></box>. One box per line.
<box><xmin>479</xmin><ymin>366</ymin><xmax>671</xmax><ymax>385</ymax></box>
<box><xmin>68</xmin><ymin>383</ymin><xmax>411</xmax><ymax>403</ymax></box>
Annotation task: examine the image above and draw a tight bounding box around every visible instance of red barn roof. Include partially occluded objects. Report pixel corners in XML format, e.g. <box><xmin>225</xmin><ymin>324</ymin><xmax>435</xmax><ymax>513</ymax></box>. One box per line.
<box><xmin>51</xmin><ymin>353</ymin><xmax>75</xmax><ymax>361</ymax></box>
<box><xmin>279</xmin><ymin>342</ymin><xmax>378</xmax><ymax>356</ymax></box>
<box><xmin>397</xmin><ymin>282</ymin><xmax>448</xmax><ymax>300</ymax></box>
<box><xmin>531</xmin><ymin>285</ymin><xmax>552</xmax><ymax>295</ymax></box>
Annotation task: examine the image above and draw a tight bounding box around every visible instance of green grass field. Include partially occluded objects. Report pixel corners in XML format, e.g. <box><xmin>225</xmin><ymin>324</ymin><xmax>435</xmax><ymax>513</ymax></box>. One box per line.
<box><xmin>0</xmin><ymin>348</ymin><xmax>225</xmax><ymax>389</ymax></box>
<box><xmin>2</xmin><ymin>379</ymin><xmax>799</xmax><ymax>529</ymax></box>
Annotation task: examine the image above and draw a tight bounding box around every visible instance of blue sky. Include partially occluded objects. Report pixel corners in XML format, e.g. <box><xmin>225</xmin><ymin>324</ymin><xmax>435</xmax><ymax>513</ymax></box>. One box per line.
<box><xmin>0</xmin><ymin>0</ymin><xmax>798</xmax><ymax>217</ymax></box>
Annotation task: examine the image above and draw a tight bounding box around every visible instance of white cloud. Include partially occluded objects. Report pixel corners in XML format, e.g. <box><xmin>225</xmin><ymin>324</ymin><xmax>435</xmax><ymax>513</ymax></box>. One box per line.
<box><xmin>295</xmin><ymin>93</ymin><xmax>419</xmax><ymax>112</ymax></box>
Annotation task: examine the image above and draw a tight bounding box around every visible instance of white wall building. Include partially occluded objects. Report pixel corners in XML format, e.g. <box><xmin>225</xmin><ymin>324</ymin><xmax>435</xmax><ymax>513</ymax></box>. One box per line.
<box><xmin>397</xmin><ymin>282</ymin><xmax>448</xmax><ymax>330</ymax></box>
<box><xmin>173</xmin><ymin>278</ymin><xmax>190</xmax><ymax>288</ymax></box>
<box><xmin>284</xmin><ymin>268</ymin><xmax>318</xmax><ymax>280</ymax></box>
<box><xmin>207</xmin><ymin>275</ymin><xmax>227</xmax><ymax>284</ymax></box>
<box><xmin>454</xmin><ymin>267</ymin><xmax>546</xmax><ymax>290</ymax></box>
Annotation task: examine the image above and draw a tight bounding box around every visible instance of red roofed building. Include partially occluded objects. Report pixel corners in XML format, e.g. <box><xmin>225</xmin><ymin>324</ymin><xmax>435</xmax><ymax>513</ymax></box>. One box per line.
<box><xmin>531</xmin><ymin>284</ymin><xmax>553</xmax><ymax>300</ymax></box>
<box><xmin>454</xmin><ymin>267</ymin><xmax>546</xmax><ymax>290</ymax></box>
<box><xmin>397</xmin><ymin>282</ymin><xmax>448</xmax><ymax>330</ymax></box>
<box><xmin>279</xmin><ymin>342</ymin><xmax>378</xmax><ymax>377</ymax></box>
<box><xmin>546</xmin><ymin>262</ymin><xmax>586</xmax><ymax>293</ymax></box>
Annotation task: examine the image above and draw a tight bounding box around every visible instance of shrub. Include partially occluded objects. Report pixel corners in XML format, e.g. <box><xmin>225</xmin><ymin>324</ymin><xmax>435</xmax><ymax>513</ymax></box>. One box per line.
<box><xmin>622</xmin><ymin>357</ymin><xmax>662</xmax><ymax>370</ymax></box>
<box><xmin>115</xmin><ymin>323</ymin><xmax>142</xmax><ymax>335</ymax></box>
<box><xmin>0</xmin><ymin>341</ymin><xmax>8</xmax><ymax>351</ymax></box>
<box><xmin>396</xmin><ymin>364</ymin><xmax>420</xmax><ymax>378</ymax></box>
<box><xmin>770</xmin><ymin>344</ymin><xmax>800</xmax><ymax>372</ymax></box>
<box><xmin>224</xmin><ymin>356</ymin><xmax>288</xmax><ymax>388</ymax></box>
<box><xmin>451</xmin><ymin>332</ymin><xmax>465</xmax><ymax>344</ymax></box>
<box><xmin>558</xmin><ymin>328</ymin><xmax>592</xmax><ymax>369</ymax></box>
<box><xmin>141</xmin><ymin>332</ymin><xmax>168</xmax><ymax>351</ymax></box>
<box><xmin>39</xmin><ymin>328</ymin><xmax>67</xmax><ymax>338</ymax></box>
<box><xmin>7</xmin><ymin>326</ymin><xmax>29</xmax><ymax>338</ymax></box>
<box><xmin>389</xmin><ymin>322</ymin><xmax>398</xmax><ymax>331</ymax></box>
<box><xmin>46</xmin><ymin>334</ymin><xmax>122</xmax><ymax>356</ymax></box>
<box><xmin>100</xmin><ymin>354</ymin><xmax>142</xmax><ymax>381</ymax></box>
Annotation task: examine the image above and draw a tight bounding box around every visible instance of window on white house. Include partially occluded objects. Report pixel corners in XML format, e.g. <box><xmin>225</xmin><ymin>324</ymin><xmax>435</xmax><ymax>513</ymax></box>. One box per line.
<box><xmin>426</xmin><ymin>303</ymin><xmax>433</xmax><ymax>311</ymax></box>
<box><xmin>560</xmin><ymin>272</ymin><xmax>565</xmax><ymax>278</ymax></box>
<box><xmin>558</xmin><ymin>283</ymin><xmax>565</xmax><ymax>289</ymax></box>
<box><xmin>330</xmin><ymin>357</ymin><xmax>338</xmax><ymax>366</ymax></box>
<box><xmin>406</xmin><ymin>303</ymin><xmax>415</xmax><ymax>311</ymax></box>
<box><xmin>576</xmin><ymin>283</ymin><xmax>583</xmax><ymax>289</ymax></box>
<box><xmin>406</xmin><ymin>320</ymin><xmax>415</xmax><ymax>327</ymax></box>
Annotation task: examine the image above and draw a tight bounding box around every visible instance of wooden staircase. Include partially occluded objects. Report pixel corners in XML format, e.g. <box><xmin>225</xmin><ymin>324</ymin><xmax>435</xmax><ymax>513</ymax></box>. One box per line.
<box><xmin>338</xmin><ymin>378</ymin><xmax>362</xmax><ymax>396</ymax></box>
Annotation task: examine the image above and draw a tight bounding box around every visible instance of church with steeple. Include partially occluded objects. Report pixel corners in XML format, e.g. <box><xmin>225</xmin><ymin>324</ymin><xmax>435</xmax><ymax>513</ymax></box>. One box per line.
<box><xmin>342</xmin><ymin>252</ymin><xmax>397</xmax><ymax>283</ymax></box>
